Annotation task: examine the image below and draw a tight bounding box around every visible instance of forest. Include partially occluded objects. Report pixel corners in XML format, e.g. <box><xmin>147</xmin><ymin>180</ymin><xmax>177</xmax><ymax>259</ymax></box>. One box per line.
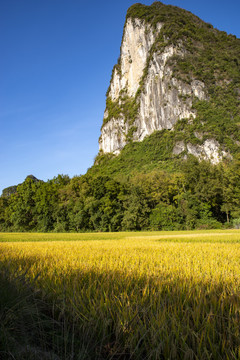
<box><xmin>1</xmin><ymin>155</ymin><xmax>240</xmax><ymax>233</ymax></box>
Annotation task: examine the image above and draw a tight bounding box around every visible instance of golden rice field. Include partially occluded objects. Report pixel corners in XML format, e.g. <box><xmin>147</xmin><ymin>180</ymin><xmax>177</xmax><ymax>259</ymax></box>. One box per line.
<box><xmin>0</xmin><ymin>230</ymin><xmax>240</xmax><ymax>359</ymax></box>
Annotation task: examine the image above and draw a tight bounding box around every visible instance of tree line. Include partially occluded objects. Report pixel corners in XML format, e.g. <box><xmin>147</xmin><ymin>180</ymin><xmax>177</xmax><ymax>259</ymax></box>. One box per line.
<box><xmin>1</xmin><ymin>156</ymin><xmax>240</xmax><ymax>232</ymax></box>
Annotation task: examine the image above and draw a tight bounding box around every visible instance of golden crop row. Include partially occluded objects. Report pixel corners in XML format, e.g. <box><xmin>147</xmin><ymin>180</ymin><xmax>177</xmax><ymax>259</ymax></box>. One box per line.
<box><xmin>0</xmin><ymin>231</ymin><xmax>240</xmax><ymax>359</ymax></box>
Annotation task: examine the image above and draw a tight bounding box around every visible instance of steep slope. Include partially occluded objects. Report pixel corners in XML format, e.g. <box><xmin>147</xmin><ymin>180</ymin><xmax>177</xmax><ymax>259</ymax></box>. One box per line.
<box><xmin>98</xmin><ymin>2</ymin><xmax>240</xmax><ymax>165</ymax></box>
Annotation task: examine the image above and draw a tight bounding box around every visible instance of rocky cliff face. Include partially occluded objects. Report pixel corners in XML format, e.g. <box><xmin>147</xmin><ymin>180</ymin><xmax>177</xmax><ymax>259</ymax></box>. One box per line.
<box><xmin>99</xmin><ymin>16</ymin><xmax>206</xmax><ymax>155</ymax></box>
<box><xmin>98</xmin><ymin>3</ymin><xmax>240</xmax><ymax>164</ymax></box>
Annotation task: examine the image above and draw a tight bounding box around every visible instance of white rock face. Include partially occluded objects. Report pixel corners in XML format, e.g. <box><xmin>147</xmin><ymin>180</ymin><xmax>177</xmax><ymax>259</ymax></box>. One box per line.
<box><xmin>99</xmin><ymin>17</ymin><xmax>207</xmax><ymax>155</ymax></box>
<box><xmin>99</xmin><ymin>117</ymin><xmax>126</xmax><ymax>155</ymax></box>
<box><xmin>109</xmin><ymin>18</ymin><xmax>163</xmax><ymax>99</ymax></box>
<box><xmin>134</xmin><ymin>50</ymin><xmax>206</xmax><ymax>142</ymax></box>
<box><xmin>173</xmin><ymin>139</ymin><xmax>231</xmax><ymax>164</ymax></box>
<box><xmin>173</xmin><ymin>141</ymin><xmax>185</xmax><ymax>156</ymax></box>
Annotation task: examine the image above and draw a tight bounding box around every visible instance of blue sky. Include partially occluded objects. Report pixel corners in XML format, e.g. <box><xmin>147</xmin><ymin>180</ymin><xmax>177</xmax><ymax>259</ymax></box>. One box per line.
<box><xmin>1</xmin><ymin>0</ymin><xmax>239</xmax><ymax>193</ymax></box>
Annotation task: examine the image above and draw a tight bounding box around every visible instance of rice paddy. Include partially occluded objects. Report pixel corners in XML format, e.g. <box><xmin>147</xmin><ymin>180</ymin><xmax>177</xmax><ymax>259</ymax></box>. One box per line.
<box><xmin>0</xmin><ymin>230</ymin><xmax>240</xmax><ymax>359</ymax></box>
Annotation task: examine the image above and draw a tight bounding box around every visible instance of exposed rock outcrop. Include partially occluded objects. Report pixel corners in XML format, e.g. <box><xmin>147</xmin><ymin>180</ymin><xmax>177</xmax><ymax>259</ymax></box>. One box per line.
<box><xmin>99</xmin><ymin>16</ymin><xmax>207</xmax><ymax>155</ymax></box>
<box><xmin>173</xmin><ymin>139</ymin><xmax>232</xmax><ymax>164</ymax></box>
<box><xmin>99</xmin><ymin>3</ymin><xmax>239</xmax><ymax>163</ymax></box>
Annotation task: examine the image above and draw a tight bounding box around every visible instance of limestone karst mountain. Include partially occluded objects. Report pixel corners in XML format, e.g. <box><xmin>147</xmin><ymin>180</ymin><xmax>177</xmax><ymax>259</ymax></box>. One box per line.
<box><xmin>98</xmin><ymin>2</ymin><xmax>240</xmax><ymax>165</ymax></box>
<box><xmin>1</xmin><ymin>2</ymin><xmax>240</xmax><ymax>233</ymax></box>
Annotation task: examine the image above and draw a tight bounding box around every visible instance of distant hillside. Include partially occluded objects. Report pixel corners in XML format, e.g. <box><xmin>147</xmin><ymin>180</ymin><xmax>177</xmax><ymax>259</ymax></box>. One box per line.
<box><xmin>1</xmin><ymin>175</ymin><xmax>41</xmax><ymax>197</ymax></box>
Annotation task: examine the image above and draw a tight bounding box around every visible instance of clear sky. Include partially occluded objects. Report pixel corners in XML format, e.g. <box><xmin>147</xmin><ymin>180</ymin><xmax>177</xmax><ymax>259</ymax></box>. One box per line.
<box><xmin>1</xmin><ymin>0</ymin><xmax>239</xmax><ymax>193</ymax></box>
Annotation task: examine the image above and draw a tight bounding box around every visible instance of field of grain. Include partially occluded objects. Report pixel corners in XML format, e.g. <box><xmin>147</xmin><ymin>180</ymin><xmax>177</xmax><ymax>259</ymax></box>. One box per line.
<box><xmin>0</xmin><ymin>230</ymin><xmax>240</xmax><ymax>359</ymax></box>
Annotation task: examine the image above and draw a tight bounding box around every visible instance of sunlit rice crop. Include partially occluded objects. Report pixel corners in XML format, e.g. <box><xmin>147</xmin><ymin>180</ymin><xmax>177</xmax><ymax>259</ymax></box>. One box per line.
<box><xmin>0</xmin><ymin>230</ymin><xmax>240</xmax><ymax>359</ymax></box>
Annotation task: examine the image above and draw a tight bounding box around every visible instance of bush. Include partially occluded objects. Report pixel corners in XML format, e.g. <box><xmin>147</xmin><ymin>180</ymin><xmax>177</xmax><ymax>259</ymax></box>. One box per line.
<box><xmin>232</xmin><ymin>218</ymin><xmax>240</xmax><ymax>229</ymax></box>
<box><xmin>195</xmin><ymin>218</ymin><xmax>222</xmax><ymax>230</ymax></box>
<box><xmin>150</xmin><ymin>203</ymin><xmax>180</xmax><ymax>230</ymax></box>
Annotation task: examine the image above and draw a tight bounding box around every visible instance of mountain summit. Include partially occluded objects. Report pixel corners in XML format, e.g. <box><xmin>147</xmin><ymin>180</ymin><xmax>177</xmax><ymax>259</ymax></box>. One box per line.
<box><xmin>99</xmin><ymin>2</ymin><xmax>240</xmax><ymax>164</ymax></box>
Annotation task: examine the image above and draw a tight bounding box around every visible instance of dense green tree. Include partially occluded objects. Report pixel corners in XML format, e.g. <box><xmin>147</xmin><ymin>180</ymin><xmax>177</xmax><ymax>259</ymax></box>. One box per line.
<box><xmin>121</xmin><ymin>185</ymin><xmax>150</xmax><ymax>231</ymax></box>
<box><xmin>150</xmin><ymin>202</ymin><xmax>181</xmax><ymax>230</ymax></box>
<box><xmin>182</xmin><ymin>157</ymin><xmax>224</xmax><ymax>220</ymax></box>
<box><xmin>221</xmin><ymin>157</ymin><xmax>240</xmax><ymax>221</ymax></box>
<box><xmin>33</xmin><ymin>175</ymin><xmax>70</xmax><ymax>232</ymax></box>
<box><xmin>1</xmin><ymin>157</ymin><xmax>240</xmax><ymax>232</ymax></box>
<box><xmin>0</xmin><ymin>197</ymin><xmax>9</xmax><ymax>230</ymax></box>
<box><xmin>7</xmin><ymin>177</ymin><xmax>38</xmax><ymax>231</ymax></box>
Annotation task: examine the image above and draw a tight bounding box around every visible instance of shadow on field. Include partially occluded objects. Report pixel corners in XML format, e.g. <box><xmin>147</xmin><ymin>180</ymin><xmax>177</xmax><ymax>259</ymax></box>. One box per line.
<box><xmin>0</xmin><ymin>261</ymin><xmax>239</xmax><ymax>360</ymax></box>
<box><xmin>0</xmin><ymin>265</ymin><xmax>105</xmax><ymax>360</ymax></box>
